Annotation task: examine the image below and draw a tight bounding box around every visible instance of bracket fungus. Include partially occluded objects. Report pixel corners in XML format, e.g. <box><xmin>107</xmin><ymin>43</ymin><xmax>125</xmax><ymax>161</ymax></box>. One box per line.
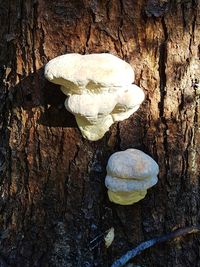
<box><xmin>45</xmin><ymin>53</ymin><xmax>145</xmax><ymax>141</ymax></box>
<box><xmin>105</xmin><ymin>149</ymin><xmax>159</xmax><ymax>205</ymax></box>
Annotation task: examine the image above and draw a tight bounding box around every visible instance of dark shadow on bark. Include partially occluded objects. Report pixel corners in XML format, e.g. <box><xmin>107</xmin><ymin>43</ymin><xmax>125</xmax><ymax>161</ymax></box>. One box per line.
<box><xmin>12</xmin><ymin>67</ymin><xmax>78</xmax><ymax>128</ymax></box>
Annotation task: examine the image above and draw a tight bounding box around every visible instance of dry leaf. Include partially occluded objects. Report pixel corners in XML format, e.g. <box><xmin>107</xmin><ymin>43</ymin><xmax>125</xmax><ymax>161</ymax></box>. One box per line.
<box><xmin>104</xmin><ymin>227</ymin><xmax>115</xmax><ymax>248</ymax></box>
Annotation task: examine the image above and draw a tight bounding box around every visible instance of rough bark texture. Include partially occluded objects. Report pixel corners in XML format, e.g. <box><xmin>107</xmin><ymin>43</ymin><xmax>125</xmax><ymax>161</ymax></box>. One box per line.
<box><xmin>0</xmin><ymin>0</ymin><xmax>200</xmax><ymax>266</ymax></box>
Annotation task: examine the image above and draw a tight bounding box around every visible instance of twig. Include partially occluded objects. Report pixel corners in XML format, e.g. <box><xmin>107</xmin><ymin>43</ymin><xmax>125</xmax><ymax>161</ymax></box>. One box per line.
<box><xmin>89</xmin><ymin>233</ymin><xmax>104</xmax><ymax>251</ymax></box>
<box><xmin>89</xmin><ymin>228</ymin><xmax>113</xmax><ymax>251</ymax></box>
<box><xmin>111</xmin><ymin>225</ymin><xmax>200</xmax><ymax>267</ymax></box>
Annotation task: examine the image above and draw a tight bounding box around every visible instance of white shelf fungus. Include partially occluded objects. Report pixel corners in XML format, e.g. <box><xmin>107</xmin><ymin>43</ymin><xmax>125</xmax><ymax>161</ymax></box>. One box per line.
<box><xmin>105</xmin><ymin>149</ymin><xmax>159</xmax><ymax>205</ymax></box>
<box><xmin>45</xmin><ymin>53</ymin><xmax>145</xmax><ymax>141</ymax></box>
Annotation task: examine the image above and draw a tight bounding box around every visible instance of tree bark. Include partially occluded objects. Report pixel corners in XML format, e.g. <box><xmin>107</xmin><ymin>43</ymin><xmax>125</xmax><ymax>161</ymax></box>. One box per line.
<box><xmin>0</xmin><ymin>0</ymin><xmax>200</xmax><ymax>266</ymax></box>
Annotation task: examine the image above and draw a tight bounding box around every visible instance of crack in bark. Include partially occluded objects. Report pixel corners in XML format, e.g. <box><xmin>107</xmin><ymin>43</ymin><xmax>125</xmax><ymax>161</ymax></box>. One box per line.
<box><xmin>116</xmin><ymin>122</ymin><xmax>121</xmax><ymax>150</ymax></box>
<box><xmin>32</xmin><ymin>1</ymin><xmax>38</xmax><ymax>73</ymax></box>
<box><xmin>65</xmin><ymin>143</ymin><xmax>81</xmax><ymax>205</ymax></box>
<box><xmin>181</xmin><ymin>3</ymin><xmax>187</xmax><ymax>29</ymax></box>
<box><xmin>19</xmin><ymin>0</ymin><xmax>28</xmax><ymax>74</ymax></box>
<box><xmin>189</xmin><ymin>5</ymin><xmax>197</xmax><ymax>54</ymax></box>
<box><xmin>158</xmin><ymin>17</ymin><xmax>170</xmax><ymax>181</ymax></box>
<box><xmin>118</xmin><ymin>0</ymin><xmax>125</xmax><ymax>58</ymax></box>
<box><xmin>85</xmin><ymin>24</ymin><xmax>92</xmax><ymax>53</ymax></box>
<box><xmin>1</xmin><ymin>0</ymin><xmax>13</xmax><ymax>204</ymax></box>
<box><xmin>158</xmin><ymin>17</ymin><xmax>168</xmax><ymax>118</ymax></box>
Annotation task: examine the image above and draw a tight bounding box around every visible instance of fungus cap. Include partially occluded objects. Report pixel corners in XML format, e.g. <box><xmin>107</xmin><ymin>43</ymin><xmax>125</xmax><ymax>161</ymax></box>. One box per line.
<box><xmin>75</xmin><ymin>115</ymin><xmax>113</xmax><ymax>141</ymax></box>
<box><xmin>107</xmin><ymin>149</ymin><xmax>159</xmax><ymax>179</ymax></box>
<box><xmin>63</xmin><ymin>85</ymin><xmax>144</xmax><ymax>141</ymax></box>
<box><xmin>107</xmin><ymin>190</ymin><xmax>147</xmax><ymax>205</ymax></box>
<box><xmin>105</xmin><ymin>149</ymin><xmax>159</xmax><ymax>205</ymax></box>
<box><xmin>44</xmin><ymin>53</ymin><xmax>135</xmax><ymax>93</ymax></box>
<box><xmin>44</xmin><ymin>53</ymin><xmax>145</xmax><ymax>141</ymax></box>
<box><xmin>64</xmin><ymin>85</ymin><xmax>145</xmax><ymax>121</ymax></box>
<box><xmin>105</xmin><ymin>175</ymin><xmax>158</xmax><ymax>192</ymax></box>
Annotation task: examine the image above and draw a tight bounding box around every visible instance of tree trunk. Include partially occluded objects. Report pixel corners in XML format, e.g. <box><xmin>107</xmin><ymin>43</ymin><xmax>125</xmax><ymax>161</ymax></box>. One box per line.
<box><xmin>0</xmin><ymin>0</ymin><xmax>200</xmax><ymax>266</ymax></box>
